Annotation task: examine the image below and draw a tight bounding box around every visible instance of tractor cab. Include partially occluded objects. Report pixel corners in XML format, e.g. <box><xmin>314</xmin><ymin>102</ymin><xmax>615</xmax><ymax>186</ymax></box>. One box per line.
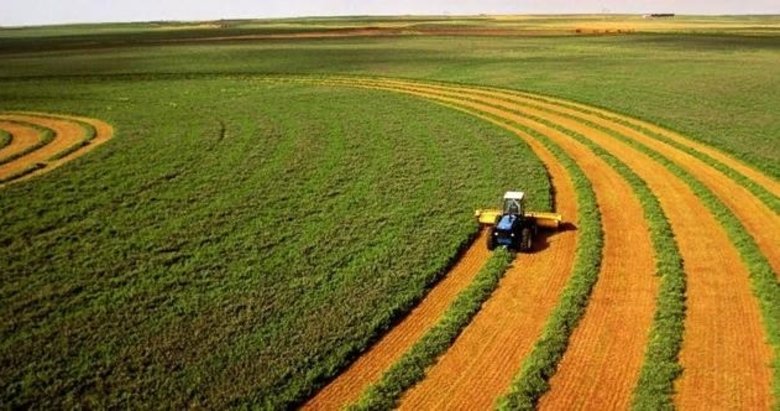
<box><xmin>502</xmin><ymin>191</ymin><xmax>525</xmax><ymax>216</ymax></box>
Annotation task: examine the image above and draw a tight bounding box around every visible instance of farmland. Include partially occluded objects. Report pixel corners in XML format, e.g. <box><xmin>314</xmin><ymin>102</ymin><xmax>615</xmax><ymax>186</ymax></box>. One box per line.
<box><xmin>1</xmin><ymin>15</ymin><xmax>779</xmax><ymax>410</ymax></box>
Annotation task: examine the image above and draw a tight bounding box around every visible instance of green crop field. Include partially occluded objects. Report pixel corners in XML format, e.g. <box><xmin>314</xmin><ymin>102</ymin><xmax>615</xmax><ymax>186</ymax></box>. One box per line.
<box><xmin>0</xmin><ymin>78</ymin><xmax>549</xmax><ymax>407</ymax></box>
<box><xmin>1</xmin><ymin>14</ymin><xmax>778</xmax><ymax>409</ymax></box>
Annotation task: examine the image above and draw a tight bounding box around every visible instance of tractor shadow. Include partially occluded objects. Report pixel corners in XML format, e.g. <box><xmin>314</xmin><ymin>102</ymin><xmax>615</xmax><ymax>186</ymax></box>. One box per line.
<box><xmin>529</xmin><ymin>221</ymin><xmax>576</xmax><ymax>253</ymax></box>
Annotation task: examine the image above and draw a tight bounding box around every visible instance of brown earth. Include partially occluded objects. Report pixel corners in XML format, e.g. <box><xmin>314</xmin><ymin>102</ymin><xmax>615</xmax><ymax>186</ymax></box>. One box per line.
<box><xmin>0</xmin><ymin>120</ymin><xmax>41</xmax><ymax>159</ymax></box>
<box><xmin>307</xmin><ymin>78</ymin><xmax>774</xmax><ymax>409</ymax></box>
<box><xmin>0</xmin><ymin>112</ymin><xmax>113</xmax><ymax>187</ymax></box>
<box><xmin>301</xmin><ymin>231</ymin><xmax>492</xmax><ymax>410</ymax></box>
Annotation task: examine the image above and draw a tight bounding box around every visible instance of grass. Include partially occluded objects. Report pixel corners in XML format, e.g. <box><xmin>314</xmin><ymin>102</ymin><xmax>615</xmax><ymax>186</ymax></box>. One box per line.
<box><xmin>0</xmin><ymin>162</ymin><xmax>46</xmax><ymax>184</ymax></box>
<box><xmin>1</xmin><ymin>21</ymin><xmax>777</xmax><ymax>179</ymax></box>
<box><xmin>0</xmin><ymin>121</ymin><xmax>54</xmax><ymax>166</ymax></box>
<box><xmin>350</xmin><ymin>248</ymin><xmax>514</xmax><ymax>410</ymax></box>
<box><xmin>508</xmin><ymin>91</ymin><xmax>780</xmax><ymax>214</ymax></box>
<box><xmin>0</xmin><ymin>16</ymin><xmax>777</xmax><ymax>408</ymax></box>
<box><xmin>0</xmin><ymin>129</ymin><xmax>10</xmax><ymax>150</ymax></box>
<box><xmin>0</xmin><ymin>79</ymin><xmax>550</xmax><ymax>409</ymax></box>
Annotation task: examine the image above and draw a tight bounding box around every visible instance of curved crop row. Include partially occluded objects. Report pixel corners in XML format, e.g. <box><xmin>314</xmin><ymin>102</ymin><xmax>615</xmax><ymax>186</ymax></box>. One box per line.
<box><xmin>511</xmin><ymin>92</ymin><xmax>780</xmax><ymax>214</ymax></box>
<box><xmin>298</xmin><ymin>78</ymin><xmax>609</xmax><ymax>409</ymax></box>
<box><xmin>506</xmin><ymin>95</ymin><xmax>779</xmax><ymax>405</ymax></box>
<box><xmin>455</xmin><ymin>82</ymin><xmax>775</xmax><ymax>408</ymax></box>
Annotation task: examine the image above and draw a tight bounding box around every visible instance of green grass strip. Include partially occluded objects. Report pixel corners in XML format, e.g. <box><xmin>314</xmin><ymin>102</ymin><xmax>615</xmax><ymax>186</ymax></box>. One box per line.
<box><xmin>0</xmin><ymin>130</ymin><xmax>11</xmax><ymax>150</ymax></box>
<box><xmin>47</xmin><ymin>140</ymin><xmax>90</xmax><ymax>161</ymax></box>
<box><xmin>349</xmin><ymin>247</ymin><xmax>514</xmax><ymax>410</ymax></box>
<box><xmin>0</xmin><ymin>123</ymin><xmax>54</xmax><ymax>166</ymax></box>
<box><xmin>0</xmin><ymin>162</ymin><xmax>45</xmax><ymax>184</ymax></box>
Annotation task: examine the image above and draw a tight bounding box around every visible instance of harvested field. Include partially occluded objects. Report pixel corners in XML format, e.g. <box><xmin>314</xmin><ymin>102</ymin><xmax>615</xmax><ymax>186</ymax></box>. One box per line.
<box><xmin>0</xmin><ymin>112</ymin><xmax>112</xmax><ymax>187</ymax></box>
<box><xmin>291</xmin><ymin>77</ymin><xmax>776</xmax><ymax>409</ymax></box>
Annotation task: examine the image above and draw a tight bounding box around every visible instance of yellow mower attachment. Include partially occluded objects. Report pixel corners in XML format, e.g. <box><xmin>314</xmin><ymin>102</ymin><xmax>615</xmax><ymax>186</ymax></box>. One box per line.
<box><xmin>475</xmin><ymin>209</ymin><xmax>562</xmax><ymax>229</ymax></box>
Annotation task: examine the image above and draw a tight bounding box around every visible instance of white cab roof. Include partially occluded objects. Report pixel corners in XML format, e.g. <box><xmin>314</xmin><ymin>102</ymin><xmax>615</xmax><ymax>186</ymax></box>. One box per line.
<box><xmin>503</xmin><ymin>191</ymin><xmax>525</xmax><ymax>200</ymax></box>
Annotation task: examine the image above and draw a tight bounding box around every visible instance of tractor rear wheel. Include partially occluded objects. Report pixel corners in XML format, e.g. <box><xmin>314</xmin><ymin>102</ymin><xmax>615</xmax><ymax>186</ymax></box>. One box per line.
<box><xmin>520</xmin><ymin>227</ymin><xmax>533</xmax><ymax>252</ymax></box>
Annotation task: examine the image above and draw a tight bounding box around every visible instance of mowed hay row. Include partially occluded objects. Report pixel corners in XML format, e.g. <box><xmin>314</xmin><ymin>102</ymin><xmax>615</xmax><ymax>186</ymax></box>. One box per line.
<box><xmin>0</xmin><ymin>120</ymin><xmax>47</xmax><ymax>163</ymax></box>
<box><xmin>0</xmin><ymin>112</ymin><xmax>113</xmax><ymax>187</ymax></box>
<box><xmin>412</xmin><ymin>81</ymin><xmax>773</xmax><ymax>409</ymax></box>
<box><xmin>438</xmin><ymin>85</ymin><xmax>777</xmax><ymax>407</ymax></box>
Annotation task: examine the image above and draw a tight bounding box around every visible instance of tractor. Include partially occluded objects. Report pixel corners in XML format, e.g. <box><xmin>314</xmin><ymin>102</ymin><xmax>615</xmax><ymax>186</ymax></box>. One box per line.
<box><xmin>474</xmin><ymin>191</ymin><xmax>562</xmax><ymax>252</ymax></box>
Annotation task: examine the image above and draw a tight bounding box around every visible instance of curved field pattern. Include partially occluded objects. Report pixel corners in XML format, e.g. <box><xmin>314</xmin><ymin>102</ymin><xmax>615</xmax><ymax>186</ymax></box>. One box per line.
<box><xmin>0</xmin><ymin>112</ymin><xmax>113</xmax><ymax>187</ymax></box>
<box><xmin>293</xmin><ymin>77</ymin><xmax>778</xmax><ymax>410</ymax></box>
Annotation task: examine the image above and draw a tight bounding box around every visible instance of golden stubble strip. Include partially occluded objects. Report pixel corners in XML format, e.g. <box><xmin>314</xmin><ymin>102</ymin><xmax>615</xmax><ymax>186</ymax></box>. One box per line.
<box><xmin>0</xmin><ymin>121</ymin><xmax>41</xmax><ymax>159</ymax></box>
<box><xmin>0</xmin><ymin>113</ymin><xmax>113</xmax><ymax>187</ymax></box>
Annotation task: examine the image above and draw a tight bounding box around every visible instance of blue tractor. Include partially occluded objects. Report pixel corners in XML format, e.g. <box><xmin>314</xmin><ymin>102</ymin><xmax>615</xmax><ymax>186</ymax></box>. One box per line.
<box><xmin>475</xmin><ymin>191</ymin><xmax>561</xmax><ymax>252</ymax></box>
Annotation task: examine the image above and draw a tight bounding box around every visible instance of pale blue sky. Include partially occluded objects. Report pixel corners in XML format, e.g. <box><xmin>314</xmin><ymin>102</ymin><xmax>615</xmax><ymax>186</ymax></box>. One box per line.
<box><xmin>1</xmin><ymin>0</ymin><xmax>778</xmax><ymax>27</ymax></box>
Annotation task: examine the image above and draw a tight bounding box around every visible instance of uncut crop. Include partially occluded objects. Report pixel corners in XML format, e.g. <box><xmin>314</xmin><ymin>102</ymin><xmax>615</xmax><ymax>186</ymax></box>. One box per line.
<box><xmin>0</xmin><ymin>78</ymin><xmax>549</xmax><ymax>408</ymax></box>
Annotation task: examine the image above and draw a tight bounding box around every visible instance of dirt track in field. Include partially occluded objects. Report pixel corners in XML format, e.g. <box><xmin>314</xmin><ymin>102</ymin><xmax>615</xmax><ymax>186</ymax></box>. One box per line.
<box><xmin>295</xmin><ymin>77</ymin><xmax>776</xmax><ymax>409</ymax></box>
<box><xmin>302</xmin><ymin>231</ymin><xmax>492</xmax><ymax>410</ymax></box>
<box><xmin>0</xmin><ymin>112</ymin><xmax>113</xmax><ymax>187</ymax></box>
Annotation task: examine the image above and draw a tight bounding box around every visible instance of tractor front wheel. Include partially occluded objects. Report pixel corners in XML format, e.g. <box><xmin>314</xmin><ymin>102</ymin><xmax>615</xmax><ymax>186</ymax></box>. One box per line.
<box><xmin>487</xmin><ymin>227</ymin><xmax>497</xmax><ymax>251</ymax></box>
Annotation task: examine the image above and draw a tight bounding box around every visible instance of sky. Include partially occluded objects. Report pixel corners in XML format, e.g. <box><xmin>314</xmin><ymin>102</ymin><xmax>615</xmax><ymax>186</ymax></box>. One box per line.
<box><xmin>1</xmin><ymin>0</ymin><xmax>779</xmax><ymax>27</ymax></box>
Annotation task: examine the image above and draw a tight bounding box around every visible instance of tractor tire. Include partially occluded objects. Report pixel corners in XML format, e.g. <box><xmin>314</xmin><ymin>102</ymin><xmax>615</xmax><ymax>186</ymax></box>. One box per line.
<box><xmin>487</xmin><ymin>227</ymin><xmax>497</xmax><ymax>251</ymax></box>
<box><xmin>520</xmin><ymin>227</ymin><xmax>533</xmax><ymax>252</ymax></box>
